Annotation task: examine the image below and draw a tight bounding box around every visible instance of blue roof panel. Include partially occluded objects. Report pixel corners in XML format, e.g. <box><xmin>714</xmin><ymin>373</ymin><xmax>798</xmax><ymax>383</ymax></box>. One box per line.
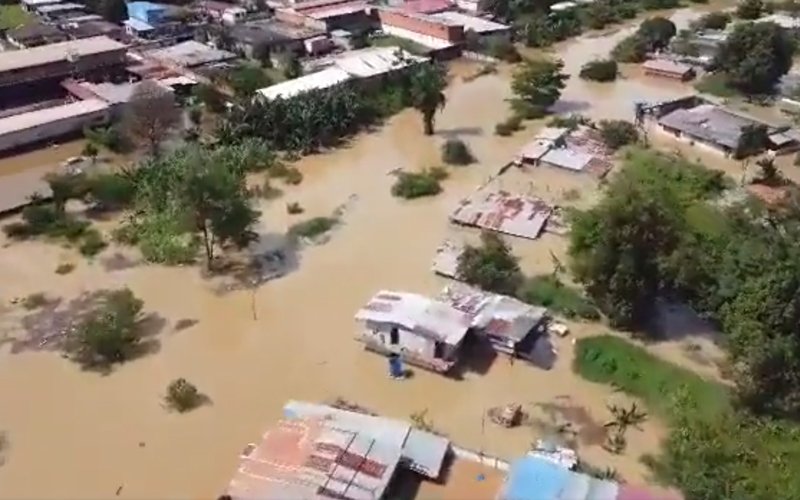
<box><xmin>502</xmin><ymin>456</ymin><xmax>571</xmax><ymax>500</ymax></box>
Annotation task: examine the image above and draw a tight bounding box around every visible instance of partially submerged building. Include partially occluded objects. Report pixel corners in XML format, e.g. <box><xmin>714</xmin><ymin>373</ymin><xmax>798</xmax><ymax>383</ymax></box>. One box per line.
<box><xmin>657</xmin><ymin>100</ymin><xmax>800</xmax><ymax>157</ymax></box>
<box><xmin>431</xmin><ymin>239</ymin><xmax>464</xmax><ymax>278</ymax></box>
<box><xmin>224</xmin><ymin>400</ymin><xmax>450</xmax><ymax>499</ymax></box>
<box><xmin>354</xmin><ymin>290</ymin><xmax>472</xmax><ymax>373</ymax></box>
<box><xmin>257</xmin><ymin>46</ymin><xmax>425</xmax><ymax>100</ymax></box>
<box><xmin>0</xmin><ymin>98</ymin><xmax>110</xmax><ymax>153</ymax></box>
<box><xmin>642</xmin><ymin>58</ymin><xmax>695</xmax><ymax>81</ymax></box>
<box><xmin>0</xmin><ymin>36</ymin><xmax>128</xmax><ymax>89</ymax></box>
<box><xmin>517</xmin><ymin>126</ymin><xmax>613</xmax><ymax>178</ymax></box>
<box><xmin>428</xmin><ymin>10</ymin><xmax>510</xmax><ymax>43</ymax></box>
<box><xmin>439</xmin><ymin>284</ymin><xmax>551</xmax><ymax>364</ymax></box>
<box><xmin>230</xmin><ymin>19</ymin><xmax>326</xmax><ymax>61</ymax></box>
<box><xmin>450</xmin><ymin>190</ymin><xmax>553</xmax><ymax>240</ymax></box>
<box><xmin>376</xmin><ymin>8</ymin><xmax>464</xmax><ymax>50</ymax></box>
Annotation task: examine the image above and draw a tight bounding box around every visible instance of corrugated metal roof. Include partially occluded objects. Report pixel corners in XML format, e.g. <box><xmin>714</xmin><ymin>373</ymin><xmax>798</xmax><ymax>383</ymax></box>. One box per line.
<box><xmin>439</xmin><ymin>284</ymin><xmax>547</xmax><ymax>343</ymax></box>
<box><xmin>642</xmin><ymin>58</ymin><xmax>693</xmax><ymax>76</ymax></box>
<box><xmin>146</xmin><ymin>41</ymin><xmax>236</xmax><ymax>67</ymax></box>
<box><xmin>227</xmin><ymin>417</ymin><xmax>402</xmax><ymax>500</ymax></box>
<box><xmin>257</xmin><ymin>67</ymin><xmax>352</xmax><ymax>100</ymax></box>
<box><xmin>429</xmin><ymin>11</ymin><xmax>509</xmax><ymax>33</ymax></box>
<box><xmin>658</xmin><ymin>104</ymin><xmax>768</xmax><ymax>150</ymax></box>
<box><xmin>0</xmin><ymin>99</ymin><xmax>109</xmax><ymax>137</ymax></box>
<box><xmin>355</xmin><ymin>290</ymin><xmax>471</xmax><ymax>346</ymax></box>
<box><xmin>431</xmin><ymin>239</ymin><xmax>464</xmax><ymax>278</ymax></box>
<box><xmin>283</xmin><ymin>400</ymin><xmax>450</xmax><ymax>480</ymax></box>
<box><xmin>450</xmin><ymin>190</ymin><xmax>552</xmax><ymax>240</ymax></box>
<box><xmin>331</xmin><ymin>46</ymin><xmax>426</xmax><ymax>78</ymax></box>
<box><xmin>37</xmin><ymin>2</ymin><xmax>83</xmax><ymax>12</ymax></box>
<box><xmin>0</xmin><ymin>36</ymin><xmax>126</xmax><ymax>74</ymax></box>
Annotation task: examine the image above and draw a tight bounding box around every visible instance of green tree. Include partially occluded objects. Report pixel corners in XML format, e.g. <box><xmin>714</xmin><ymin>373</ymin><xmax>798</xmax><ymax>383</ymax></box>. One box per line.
<box><xmin>441</xmin><ymin>138</ymin><xmax>474</xmax><ymax>165</ymax></box>
<box><xmin>694</xmin><ymin>11</ymin><xmax>731</xmax><ymax>30</ymax></box>
<box><xmin>510</xmin><ymin>57</ymin><xmax>568</xmax><ymax>117</ymax></box>
<box><xmin>82</xmin><ymin>142</ymin><xmax>99</xmax><ymax>163</ymax></box>
<box><xmin>579</xmin><ymin>59</ymin><xmax>618</xmax><ymax>82</ymax></box>
<box><xmin>125</xmin><ymin>81</ymin><xmax>180</xmax><ymax>157</ymax></box>
<box><xmin>409</xmin><ymin>63</ymin><xmax>448</xmax><ymax>136</ymax></box>
<box><xmin>671</xmin><ymin>29</ymin><xmax>700</xmax><ymax>57</ymax></box>
<box><xmin>64</xmin><ymin>289</ymin><xmax>145</xmax><ymax>369</ymax></box>
<box><xmin>45</xmin><ymin>172</ymin><xmax>88</xmax><ymax>215</ymax></box>
<box><xmin>98</xmin><ymin>0</ymin><xmax>127</xmax><ymax>22</ymax></box>
<box><xmin>228</xmin><ymin>65</ymin><xmax>270</xmax><ymax>98</ymax></box>
<box><xmin>735</xmin><ymin>124</ymin><xmax>769</xmax><ymax>159</ymax></box>
<box><xmin>611</xmin><ymin>34</ymin><xmax>648</xmax><ymax>62</ymax></box>
<box><xmin>598</xmin><ymin>120</ymin><xmax>638</xmax><ymax>149</ymax></box>
<box><xmin>457</xmin><ymin>231</ymin><xmax>523</xmax><ymax>296</ymax></box>
<box><xmin>165</xmin><ymin>378</ymin><xmax>204</xmax><ymax>412</ymax></box>
<box><xmin>193</xmin><ymin>83</ymin><xmax>226</xmax><ymax>113</ymax></box>
<box><xmin>714</xmin><ymin>21</ymin><xmax>795</xmax><ymax>95</ymax></box>
<box><xmin>585</xmin><ymin>0</ymin><xmax>617</xmax><ymax>30</ymax></box>
<box><xmin>184</xmin><ymin>158</ymin><xmax>259</xmax><ymax>268</ymax></box>
<box><xmin>637</xmin><ymin>16</ymin><xmax>677</xmax><ymax>50</ymax></box>
<box><xmin>251</xmin><ymin>41</ymin><xmax>271</xmax><ymax>67</ymax></box>
<box><xmin>281</xmin><ymin>52</ymin><xmax>302</xmax><ymax>79</ymax></box>
<box><xmin>736</xmin><ymin>0</ymin><xmax>764</xmax><ymax>19</ymax></box>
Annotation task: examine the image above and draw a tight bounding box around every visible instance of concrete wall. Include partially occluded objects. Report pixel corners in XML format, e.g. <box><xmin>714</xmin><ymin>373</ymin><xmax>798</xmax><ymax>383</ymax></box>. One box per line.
<box><xmin>364</xmin><ymin>323</ymin><xmax>437</xmax><ymax>360</ymax></box>
<box><xmin>0</xmin><ymin>107</ymin><xmax>109</xmax><ymax>153</ymax></box>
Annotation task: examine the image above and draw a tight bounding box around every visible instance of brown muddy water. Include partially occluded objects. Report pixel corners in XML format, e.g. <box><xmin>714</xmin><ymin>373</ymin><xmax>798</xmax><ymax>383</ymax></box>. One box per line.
<box><xmin>0</xmin><ymin>8</ymin><xmax>733</xmax><ymax>499</ymax></box>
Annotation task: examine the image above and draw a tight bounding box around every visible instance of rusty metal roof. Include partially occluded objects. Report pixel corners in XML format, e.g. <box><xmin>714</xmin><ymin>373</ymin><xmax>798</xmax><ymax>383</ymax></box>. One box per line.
<box><xmin>450</xmin><ymin>190</ymin><xmax>552</xmax><ymax>240</ymax></box>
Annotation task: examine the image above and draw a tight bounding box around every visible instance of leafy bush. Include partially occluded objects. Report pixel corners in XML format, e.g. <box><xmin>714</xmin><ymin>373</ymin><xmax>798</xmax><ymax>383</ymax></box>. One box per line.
<box><xmin>487</xmin><ymin>37</ymin><xmax>522</xmax><ymax>62</ymax></box>
<box><xmin>85</xmin><ymin>173</ymin><xmax>136</xmax><ymax>210</ymax></box>
<box><xmin>3</xmin><ymin>204</ymin><xmax>89</xmax><ymax>241</ymax></box>
<box><xmin>391</xmin><ymin>170</ymin><xmax>442</xmax><ymax>199</ymax></box>
<box><xmin>573</xmin><ymin>335</ymin><xmax>730</xmax><ymax>419</ymax></box>
<box><xmin>694</xmin><ymin>72</ymin><xmax>738</xmax><ymax>97</ymax></box>
<box><xmin>284</xmin><ymin>167</ymin><xmax>303</xmax><ymax>185</ymax></box>
<box><xmin>116</xmin><ymin>211</ymin><xmax>198</xmax><ymax>265</ymax></box>
<box><xmin>598</xmin><ymin>120</ymin><xmax>639</xmax><ymax>149</ymax></box>
<box><xmin>441</xmin><ymin>139</ymin><xmax>475</xmax><ymax>165</ymax></box>
<box><xmin>22</xmin><ymin>292</ymin><xmax>48</xmax><ymax>310</ymax></box>
<box><xmin>548</xmin><ymin>114</ymin><xmax>592</xmax><ymax>130</ymax></box>
<box><xmin>164</xmin><ymin>378</ymin><xmax>203</xmax><ymax>412</ymax></box>
<box><xmin>695</xmin><ymin>11</ymin><xmax>731</xmax><ymax>30</ymax></box>
<box><xmin>79</xmin><ymin>229</ymin><xmax>107</xmax><ymax>257</ymax></box>
<box><xmin>736</xmin><ymin>0</ymin><xmax>764</xmax><ymax>19</ymax></box>
<box><xmin>286</xmin><ymin>202</ymin><xmax>304</xmax><ymax>214</ymax></box>
<box><xmin>288</xmin><ymin>216</ymin><xmax>337</xmax><ymax>239</ymax></box>
<box><xmin>495</xmin><ymin>115</ymin><xmax>524</xmax><ymax>136</ymax></box>
<box><xmin>64</xmin><ymin>289</ymin><xmax>145</xmax><ymax>369</ymax></box>
<box><xmin>518</xmin><ymin>275</ymin><xmax>599</xmax><ymax>320</ymax></box>
<box><xmin>611</xmin><ymin>35</ymin><xmax>648</xmax><ymax>63</ymax></box>
<box><xmin>55</xmin><ymin>262</ymin><xmax>75</xmax><ymax>274</ymax></box>
<box><xmin>84</xmin><ymin>125</ymin><xmax>132</xmax><ymax>153</ymax></box>
<box><xmin>579</xmin><ymin>59</ymin><xmax>618</xmax><ymax>82</ymax></box>
<box><xmin>457</xmin><ymin>231</ymin><xmax>523</xmax><ymax>296</ymax></box>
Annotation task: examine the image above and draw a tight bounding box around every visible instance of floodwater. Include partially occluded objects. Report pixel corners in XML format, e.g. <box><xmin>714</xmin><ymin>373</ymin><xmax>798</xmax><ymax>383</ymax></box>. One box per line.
<box><xmin>0</xmin><ymin>7</ymin><xmax>733</xmax><ymax>499</ymax></box>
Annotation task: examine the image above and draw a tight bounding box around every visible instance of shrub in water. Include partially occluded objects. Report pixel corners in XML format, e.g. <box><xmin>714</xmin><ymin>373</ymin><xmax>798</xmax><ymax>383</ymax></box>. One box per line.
<box><xmin>165</xmin><ymin>378</ymin><xmax>202</xmax><ymax>413</ymax></box>
<box><xmin>441</xmin><ymin>139</ymin><xmax>475</xmax><ymax>165</ymax></box>
<box><xmin>391</xmin><ymin>171</ymin><xmax>442</xmax><ymax>199</ymax></box>
<box><xmin>288</xmin><ymin>216</ymin><xmax>337</xmax><ymax>239</ymax></box>
<box><xmin>579</xmin><ymin>60</ymin><xmax>618</xmax><ymax>82</ymax></box>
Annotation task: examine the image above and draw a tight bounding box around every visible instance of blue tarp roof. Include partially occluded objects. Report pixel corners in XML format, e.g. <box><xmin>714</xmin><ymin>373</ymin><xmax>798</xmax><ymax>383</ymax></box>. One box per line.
<box><xmin>503</xmin><ymin>456</ymin><xmax>571</xmax><ymax>500</ymax></box>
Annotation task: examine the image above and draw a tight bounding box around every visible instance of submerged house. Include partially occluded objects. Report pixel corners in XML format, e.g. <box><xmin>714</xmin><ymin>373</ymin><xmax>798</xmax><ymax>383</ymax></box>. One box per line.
<box><xmin>450</xmin><ymin>190</ymin><xmax>553</xmax><ymax>240</ymax></box>
<box><xmin>225</xmin><ymin>400</ymin><xmax>450</xmax><ymax>500</ymax></box>
<box><xmin>439</xmin><ymin>284</ymin><xmax>552</xmax><ymax>366</ymax></box>
<box><xmin>657</xmin><ymin>101</ymin><xmax>800</xmax><ymax>157</ymax></box>
<box><xmin>354</xmin><ymin>290</ymin><xmax>471</xmax><ymax>373</ymax></box>
<box><xmin>642</xmin><ymin>58</ymin><xmax>695</xmax><ymax>81</ymax></box>
<box><xmin>517</xmin><ymin>126</ymin><xmax>613</xmax><ymax>178</ymax></box>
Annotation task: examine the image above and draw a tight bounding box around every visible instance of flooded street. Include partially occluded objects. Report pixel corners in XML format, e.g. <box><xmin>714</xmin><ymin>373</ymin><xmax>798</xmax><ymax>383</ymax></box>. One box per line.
<box><xmin>0</xmin><ymin>6</ymin><xmax>734</xmax><ymax>499</ymax></box>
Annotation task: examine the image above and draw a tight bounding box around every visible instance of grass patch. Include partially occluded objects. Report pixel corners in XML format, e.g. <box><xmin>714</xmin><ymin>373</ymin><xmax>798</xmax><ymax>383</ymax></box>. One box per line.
<box><xmin>573</xmin><ymin>335</ymin><xmax>730</xmax><ymax>420</ymax></box>
<box><xmin>694</xmin><ymin>72</ymin><xmax>738</xmax><ymax>98</ymax></box>
<box><xmin>518</xmin><ymin>275</ymin><xmax>600</xmax><ymax>320</ymax></box>
<box><xmin>0</xmin><ymin>4</ymin><xmax>30</xmax><ymax>30</ymax></box>
<box><xmin>288</xmin><ymin>216</ymin><xmax>337</xmax><ymax>240</ymax></box>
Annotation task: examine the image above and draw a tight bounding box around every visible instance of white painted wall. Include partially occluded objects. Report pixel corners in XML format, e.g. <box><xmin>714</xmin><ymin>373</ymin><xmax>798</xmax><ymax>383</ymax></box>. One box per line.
<box><xmin>0</xmin><ymin>111</ymin><xmax>109</xmax><ymax>153</ymax></box>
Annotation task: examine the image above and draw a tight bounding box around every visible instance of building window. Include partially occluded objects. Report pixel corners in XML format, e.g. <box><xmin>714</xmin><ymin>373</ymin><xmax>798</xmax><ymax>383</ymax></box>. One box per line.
<box><xmin>389</xmin><ymin>327</ymin><xmax>399</xmax><ymax>345</ymax></box>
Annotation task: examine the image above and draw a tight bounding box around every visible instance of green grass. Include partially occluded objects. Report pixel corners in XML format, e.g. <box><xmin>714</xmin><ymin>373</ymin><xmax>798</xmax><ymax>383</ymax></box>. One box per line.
<box><xmin>573</xmin><ymin>335</ymin><xmax>730</xmax><ymax>421</ymax></box>
<box><xmin>694</xmin><ymin>72</ymin><xmax>738</xmax><ymax>98</ymax></box>
<box><xmin>518</xmin><ymin>275</ymin><xmax>600</xmax><ymax>320</ymax></box>
<box><xmin>0</xmin><ymin>4</ymin><xmax>30</xmax><ymax>30</ymax></box>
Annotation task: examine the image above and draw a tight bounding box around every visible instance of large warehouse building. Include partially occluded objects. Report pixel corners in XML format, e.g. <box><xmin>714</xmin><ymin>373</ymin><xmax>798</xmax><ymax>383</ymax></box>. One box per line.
<box><xmin>0</xmin><ymin>99</ymin><xmax>110</xmax><ymax>153</ymax></box>
<box><xmin>0</xmin><ymin>36</ymin><xmax>128</xmax><ymax>88</ymax></box>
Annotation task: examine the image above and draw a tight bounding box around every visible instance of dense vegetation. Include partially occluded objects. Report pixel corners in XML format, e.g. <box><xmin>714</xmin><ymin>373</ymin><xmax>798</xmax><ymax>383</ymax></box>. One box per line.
<box><xmin>569</xmin><ymin>145</ymin><xmax>800</xmax><ymax>496</ymax></box>
<box><xmin>579</xmin><ymin>60</ymin><xmax>618</xmax><ymax>82</ymax></box>
<box><xmin>220</xmin><ymin>62</ymin><xmax>445</xmax><ymax>151</ymax></box>
<box><xmin>391</xmin><ymin>168</ymin><xmax>448</xmax><ymax>199</ymax></box>
<box><xmin>598</xmin><ymin>120</ymin><xmax>639</xmax><ymax>149</ymax></box>
<box><xmin>510</xmin><ymin>58</ymin><xmax>569</xmax><ymax>119</ymax></box>
<box><xmin>457</xmin><ymin>231</ymin><xmax>523</xmax><ymax>296</ymax></box>
<box><xmin>518</xmin><ymin>275</ymin><xmax>599</xmax><ymax>319</ymax></box>
<box><xmin>441</xmin><ymin>139</ymin><xmax>475</xmax><ymax>165</ymax></box>
<box><xmin>64</xmin><ymin>289</ymin><xmax>145</xmax><ymax>369</ymax></box>
<box><xmin>711</xmin><ymin>21</ymin><xmax>795</xmax><ymax>95</ymax></box>
<box><xmin>612</xmin><ymin>16</ymin><xmax>677</xmax><ymax>63</ymax></box>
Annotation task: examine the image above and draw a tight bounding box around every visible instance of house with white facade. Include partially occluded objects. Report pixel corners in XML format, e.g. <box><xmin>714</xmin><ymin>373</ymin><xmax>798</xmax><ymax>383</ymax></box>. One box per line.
<box><xmin>354</xmin><ymin>290</ymin><xmax>471</xmax><ymax>374</ymax></box>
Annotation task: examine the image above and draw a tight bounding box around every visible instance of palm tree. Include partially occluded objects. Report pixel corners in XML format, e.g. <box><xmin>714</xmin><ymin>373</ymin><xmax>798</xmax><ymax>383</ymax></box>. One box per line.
<box><xmin>410</xmin><ymin>63</ymin><xmax>448</xmax><ymax>136</ymax></box>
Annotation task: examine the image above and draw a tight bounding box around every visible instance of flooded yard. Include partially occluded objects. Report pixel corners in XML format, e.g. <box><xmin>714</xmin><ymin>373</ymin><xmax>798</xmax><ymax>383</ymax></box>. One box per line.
<box><xmin>0</xmin><ymin>6</ymin><xmax>735</xmax><ymax>498</ymax></box>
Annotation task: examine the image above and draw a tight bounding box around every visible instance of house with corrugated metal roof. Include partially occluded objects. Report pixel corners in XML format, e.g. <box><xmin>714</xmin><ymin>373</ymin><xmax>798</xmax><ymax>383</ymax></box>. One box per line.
<box><xmin>450</xmin><ymin>190</ymin><xmax>553</xmax><ymax>240</ymax></box>
<box><xmin>354</xmin><ymin>290</ymin><xmax>472</xmax><ymax>373</ymax></box>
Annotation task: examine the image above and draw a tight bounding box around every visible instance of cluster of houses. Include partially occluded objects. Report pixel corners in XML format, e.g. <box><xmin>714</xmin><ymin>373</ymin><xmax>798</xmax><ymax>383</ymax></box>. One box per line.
<box><xmin>222</xmin><ymin>399</ymin><xmax>675</xmax><ymax>500</ymax></box>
